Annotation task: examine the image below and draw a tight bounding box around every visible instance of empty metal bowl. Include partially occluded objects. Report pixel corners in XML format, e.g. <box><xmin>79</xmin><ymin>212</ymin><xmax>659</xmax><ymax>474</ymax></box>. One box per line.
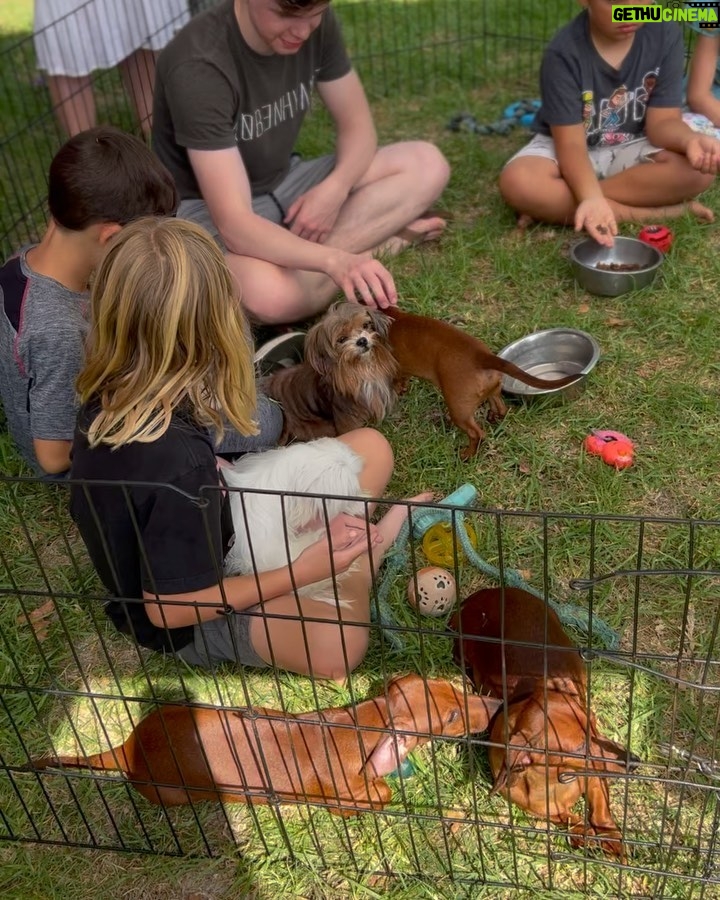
<box><xmin>570</xmin><ymin>236</ymin><xmax>663</xmax><ymax>297</ymax></box>
<box><xmin>498</xmin><ymin>327</ymin><xmax>600</xmax><ymax>400</ymax></box>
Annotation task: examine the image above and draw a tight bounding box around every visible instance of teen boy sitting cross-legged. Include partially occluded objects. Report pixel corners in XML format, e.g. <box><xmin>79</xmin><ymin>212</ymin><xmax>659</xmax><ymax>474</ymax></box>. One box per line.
<box><xmin>152</xmin><ymin>0</ymin><xmax>450</xmax><ymax>330</ymax></box>
<box><xmin>0</xmin><ymin>127</ymin><xmax>179</xmax><ymax>476</ymax></box>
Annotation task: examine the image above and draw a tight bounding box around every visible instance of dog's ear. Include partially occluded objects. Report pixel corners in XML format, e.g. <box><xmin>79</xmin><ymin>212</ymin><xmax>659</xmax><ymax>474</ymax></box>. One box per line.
<box><xmin>367</xmin><ymin>308</ymin><xmax>392</xmax><ymax>339</ymax></box>
<box><xmin>304</xmin><ymin>320</ymin><xmax>334</xmax><ymax>377</ymax></box>
<box><xmin>589</xmin><ymin>733</ymin><xmax>635</xmax><ymax>771</ymax></box>
<box><xmin>490</xmin><ymin>745</ymin><xmax>533</xmax><ymax>794</ymax></box>
<box><xmin>362</xmin><ymin>717</ymin><xmax>417</xmax><ymax>780</ymax></box>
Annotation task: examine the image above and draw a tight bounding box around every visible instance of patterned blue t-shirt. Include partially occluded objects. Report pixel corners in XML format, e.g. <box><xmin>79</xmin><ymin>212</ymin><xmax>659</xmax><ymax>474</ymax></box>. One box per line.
<box><xmin>533</xmin><ymin>10</ymin><xmax>684</xmax><ymax>147</ymax></box>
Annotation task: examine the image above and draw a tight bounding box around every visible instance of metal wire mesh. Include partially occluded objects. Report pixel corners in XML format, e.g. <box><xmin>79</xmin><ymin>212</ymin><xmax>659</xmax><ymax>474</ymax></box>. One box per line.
<box><xmin>1</xmin><ymin>1</ymin><xmax>718</xmax><ymax>893</ymax></box>
<box><xmin>2</xmin><ymin>473</ymin><xmax>720</xmax><ymax>896</ymax></box>
<box><xmin>0</xmin><ymin>0</ymin><xmax>578</xmax><ymax>260</ymax></box>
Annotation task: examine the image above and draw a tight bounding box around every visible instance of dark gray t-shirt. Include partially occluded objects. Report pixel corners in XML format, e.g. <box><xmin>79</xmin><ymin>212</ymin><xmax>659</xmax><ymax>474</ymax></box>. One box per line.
<box><xmin>152</xmin><ymin>0</ymin><xmax>352</xmax><ymax>199</ymax></box>
<box><xmin>533</xmin><ymin>11</ymin><xmax>684</xmax><ymax>147</ymax></box>
<box><xmin>0</xmin><ymin>248</ymin><xmax>87</xmax><ymax>473</ymax></box>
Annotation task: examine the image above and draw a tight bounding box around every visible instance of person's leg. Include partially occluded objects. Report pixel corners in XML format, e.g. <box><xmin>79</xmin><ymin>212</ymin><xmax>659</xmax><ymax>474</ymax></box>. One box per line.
<box><xmin>119</xmin><ymin>48</ymin><xmax>157</xmax><ymax>139</ymax></box>
<box><xmin>46</xmin><ymin>74</ymin><xmax>96</xmax><ymax>136</ymax></box>
<box><xmin>323</xmin><ymin>141</ymin><xmax>450</xmax><ymax>254</ymax></box>
<box><xmin>599</xmin><ymin>150</ymin><xmax>715</xmax><ymax>222</ymax></box>
<box><xmin>247</xmin><ymin>430</ymin><xmax>430</xmax><ymax>679</ymax></box>
<box><xmin>248</xmin><ymin>491</ymin><xmax>432</xmax><ymax>680</ymax></box>
<box><xmin>214</xmin><ymin>393</ymin><xmax>284</xmax><ymax>456</ymax></box>
<box><xmin>500</xmin><ymin>146</ymin><xmax>715</xmax><ymax>228</ymax></box>
<box><xmin>226</xmin><ymin>141</ymin><xmax>450</xmax><ymax>324</ymax></box>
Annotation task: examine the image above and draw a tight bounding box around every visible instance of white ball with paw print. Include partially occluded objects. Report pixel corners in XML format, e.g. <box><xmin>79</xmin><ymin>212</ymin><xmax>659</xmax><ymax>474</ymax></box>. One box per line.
<box><xmin>407</xmin><ymin>567</ymin><xmax>457</xmax><ymax>617</ymax></box>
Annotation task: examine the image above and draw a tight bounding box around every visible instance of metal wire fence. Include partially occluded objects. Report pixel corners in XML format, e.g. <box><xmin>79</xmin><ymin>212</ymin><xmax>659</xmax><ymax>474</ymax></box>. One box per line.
<box><xmin>2</xmin><ymin>1</ymin><xmax>719</xmax><ymax>894</ymax></box>
<box><xmin>0</xmin><ymin>0</ymin><xmax>577</xmax><ymax>260</ymax></box>
<box><xmin>2</xmin><ymin>473</ymin><xmax>720</xmax><ymax>896</ymax></box>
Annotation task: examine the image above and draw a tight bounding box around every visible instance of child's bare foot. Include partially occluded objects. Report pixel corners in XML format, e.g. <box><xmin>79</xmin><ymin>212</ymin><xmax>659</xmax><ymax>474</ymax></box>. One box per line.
<box><xmin>516</xmin><ymin>213</ymin><xmax>536</xmax><ymax>231</ymax></box>
<box><xmin>684</xmin><ymin>200</ymin><xmax>715</xmax><ymax>223</ymax></box>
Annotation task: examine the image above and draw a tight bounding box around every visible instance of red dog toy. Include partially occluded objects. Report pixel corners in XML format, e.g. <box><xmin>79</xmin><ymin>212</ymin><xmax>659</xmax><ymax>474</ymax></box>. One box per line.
<box><xmin>584</xmin><ymin>429</ymin><xmax>635</xmax><ymax>470</ymax></box>
<box><xmin>638</xmin><ymin>225</ymin><xmax>673</xmax><ymax>254</ymax></box>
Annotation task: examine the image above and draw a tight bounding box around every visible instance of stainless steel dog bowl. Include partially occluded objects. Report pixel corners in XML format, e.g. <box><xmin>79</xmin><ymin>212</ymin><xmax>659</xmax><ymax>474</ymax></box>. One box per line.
<box><xmin>570</xmin><ymin>236</ymin><xmax>663</xmax><ymax>297</ymax></box>
<box><xmin>498</xmin><ymin>327</ymin><xmax>600</xmax><ymax>399</ymax></box>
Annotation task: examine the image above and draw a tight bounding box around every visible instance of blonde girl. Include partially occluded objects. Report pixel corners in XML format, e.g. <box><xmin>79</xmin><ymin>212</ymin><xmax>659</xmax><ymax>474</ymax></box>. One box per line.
<box><xmin>70</xmin><ymin>217</ymin><xmax>414</xmax><ymax>678</ymax></box>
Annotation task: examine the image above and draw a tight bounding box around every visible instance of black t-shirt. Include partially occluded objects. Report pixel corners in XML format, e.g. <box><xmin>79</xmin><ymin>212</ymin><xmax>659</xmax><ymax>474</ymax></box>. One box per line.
<box><xmin>533</xmin><ymin>11</ymin><xmax>683</xmax><ymax>147</ymax></box>
<box><xmin>152</xmin><ymin>0</ymin><xmax>352</xmax><ymax>199</ymax></box>
<box><xmin>69</xmin><ymin>404</ymin><xmax>234</xmax><ymax>653</ymax></box>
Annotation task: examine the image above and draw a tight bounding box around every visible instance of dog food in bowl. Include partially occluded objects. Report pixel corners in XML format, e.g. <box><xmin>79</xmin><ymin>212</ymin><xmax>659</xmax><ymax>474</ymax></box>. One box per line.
<box><xmin>570</xmin><ymin>236</ymin><xmax>663</xmax><ymax>297</ymax></box>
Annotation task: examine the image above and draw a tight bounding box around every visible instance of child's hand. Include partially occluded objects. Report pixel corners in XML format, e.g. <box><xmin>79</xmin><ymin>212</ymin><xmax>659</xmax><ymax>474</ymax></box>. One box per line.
<box><xmin>296</xmin><ymin>513</ymin><xmax>382</xmax><ymax>583</ymax></box>
<box><xmin>686</xmin><ymin>133</ymin><xmax>720</xmax><ymax>175</ymax></box>
<box><xmin>575</xmin><ymin>197</ymin><xmax>618</xmax><ymax>247</ymax></box>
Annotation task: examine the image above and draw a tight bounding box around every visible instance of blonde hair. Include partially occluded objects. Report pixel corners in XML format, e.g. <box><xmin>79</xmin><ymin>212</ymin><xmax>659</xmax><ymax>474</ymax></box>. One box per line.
<box><xmin>77</xmin><ymin>217</ymin><xmax>258</xmax><ymax>448</ymax></box>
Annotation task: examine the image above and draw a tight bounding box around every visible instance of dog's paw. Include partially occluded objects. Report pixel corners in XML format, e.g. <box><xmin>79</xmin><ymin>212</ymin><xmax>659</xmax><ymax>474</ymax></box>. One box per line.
<box><xmin>568</xmin><ymin>823</ymin><xmax>625</xmax><ymax>859</ymax></box>
<box><xmin>459</xmin><ymin>437</ymin><xmax>483</xmax><ymax>461</ymax></box>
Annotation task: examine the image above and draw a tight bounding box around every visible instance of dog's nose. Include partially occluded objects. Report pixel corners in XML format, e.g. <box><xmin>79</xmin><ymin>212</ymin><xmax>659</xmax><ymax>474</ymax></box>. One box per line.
<box><xmin>356</xmin><ymin>336</ymin><xmax>369</xmax><ymax>349</ymax></box>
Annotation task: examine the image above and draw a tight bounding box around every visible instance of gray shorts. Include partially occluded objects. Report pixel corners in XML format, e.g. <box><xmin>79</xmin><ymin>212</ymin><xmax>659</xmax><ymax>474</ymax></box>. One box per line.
<box><xmin>176</xmin><ymin>608</ymin><xmax>269</xmax><ymax>669</ymax></box>
<box><xmin>506</xmin><ymin>133</ymin><xmax>661</xmax><ymax>179</ymax></box>
<box><xmin>178</xmin><ymin>153</ymin><xmax>336</xmax><ymax>246</ymax></box>
<box><xmin>214</xmin><ymin>393</ymin><xmax>284</xmax><ymax>456</ymax></box>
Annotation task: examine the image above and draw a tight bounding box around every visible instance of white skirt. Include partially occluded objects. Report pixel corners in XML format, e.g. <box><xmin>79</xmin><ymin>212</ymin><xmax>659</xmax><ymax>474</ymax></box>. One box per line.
<box><xmin>33</xmin><ymin>0</ymin><xmax>190</xmax><ymax>76</ymax></box>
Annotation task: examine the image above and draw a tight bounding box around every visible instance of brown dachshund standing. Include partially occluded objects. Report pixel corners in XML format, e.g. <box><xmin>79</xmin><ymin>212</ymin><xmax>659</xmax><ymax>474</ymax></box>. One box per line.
<box><xmin>27</xmin><ymin>674</ymin><xmax>501</xmax><ymax>816</ymax></box>
<box><xmin>384</xmin><ymin>308</ymin><xmax>580</xmax><ymax>460</ymax></box>
<box><xmin>451</xmin><ymin>587</ymin><xmax>635</xmax><ymax>859</ymax></box>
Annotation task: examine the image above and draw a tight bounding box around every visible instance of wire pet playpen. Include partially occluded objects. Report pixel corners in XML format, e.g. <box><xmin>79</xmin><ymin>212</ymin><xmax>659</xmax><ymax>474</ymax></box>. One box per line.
<box><xmin>2</xmin><ymin>473</ymin><xmax>720</xmax><ymax>897</ymax></box>
<box><xmin>1</xmin><ymin>1</ymin><xmax>719</xmax><ymax>897</ymax></box>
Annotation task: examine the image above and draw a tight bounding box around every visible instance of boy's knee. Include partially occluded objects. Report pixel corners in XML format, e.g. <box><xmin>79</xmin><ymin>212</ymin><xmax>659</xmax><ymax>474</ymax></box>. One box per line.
<box><xmin>498</xmin><ymin>161</ymin><xmax>528</xmax><ymax>207</ymax></box>
<box><xmin>228</xmin><ymin>258</ymin><xmax>319</xmax><ymax>325</ymax></box>
<box><xmin>692</xmin><ymin>170</ymin><xmax>715</xmax><ymax>195</ymax></box>
<box><xmin>422</xmin><ymin>142</ymin><xmax>451</xmax><ymax>189</ymax></box>
<box><xmin>654</xmin><ymin>151</ymin><xmax>716</xmax><ymax>196</ymax></box>
<box><xmin>407</xmin><ymin>141</ymin><xmax>451</xmax><ymax>192</ymax></box>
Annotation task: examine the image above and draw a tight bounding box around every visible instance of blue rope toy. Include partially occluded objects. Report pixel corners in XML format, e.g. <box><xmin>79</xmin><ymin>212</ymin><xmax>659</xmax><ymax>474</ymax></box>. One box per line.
<box><xmin>371</xmin><ymin>484</ymin><xmax>620</xmax><ymax>653</ymax></box>
<box><xmin>447</xmin><ymin>100</ymin><xmax>541</xmax><ymax>136</ymax></box>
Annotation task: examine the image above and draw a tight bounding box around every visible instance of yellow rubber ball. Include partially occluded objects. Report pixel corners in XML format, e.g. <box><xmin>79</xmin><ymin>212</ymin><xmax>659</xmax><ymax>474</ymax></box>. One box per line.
<box><xmin>422</xmin><ymin>521</ymin><xmax>478</xmax><ymax>568</ymax></box>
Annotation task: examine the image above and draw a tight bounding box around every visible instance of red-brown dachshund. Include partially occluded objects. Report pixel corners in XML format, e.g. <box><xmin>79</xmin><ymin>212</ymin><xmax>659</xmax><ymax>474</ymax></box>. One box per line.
<box><xmin>452</xmin><ymin>587</ymin><xmax>636</xmax><ymax>859</ymax></box>
<box><xmin>385</xmin><ymin>308</ymin><xmax>580</xmax><ymax>460</ymax></box>
<box><xmin>27</xmin><ymin>674</ymin><xmax>501</xmax><ymax>816</ymax></box>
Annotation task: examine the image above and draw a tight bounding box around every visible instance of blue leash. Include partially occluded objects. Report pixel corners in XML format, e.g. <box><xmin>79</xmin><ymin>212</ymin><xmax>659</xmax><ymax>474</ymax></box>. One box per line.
<box><xmin>372</xmin><ymin>484</ymin><xmax>620</xmax><ymax>652</ymax></box>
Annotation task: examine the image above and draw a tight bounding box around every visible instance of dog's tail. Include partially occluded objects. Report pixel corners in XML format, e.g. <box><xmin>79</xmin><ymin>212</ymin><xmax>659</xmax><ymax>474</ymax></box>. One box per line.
<box><xmin>22</xmin><ymin>747</ymin><xmax>130</xmax><ymax>775</ymax></box>
<box><xmin>487</xmin><ymin>353</ymin><xmax>582</xmax><ymax>390</ymax></box>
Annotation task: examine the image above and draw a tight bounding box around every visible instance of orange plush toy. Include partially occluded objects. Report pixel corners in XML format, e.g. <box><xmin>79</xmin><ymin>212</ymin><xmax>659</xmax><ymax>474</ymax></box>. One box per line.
<box><xmin>584</xmin><ymin>429</ymin><xmax>635</xmax><ymax>470</ymax></box>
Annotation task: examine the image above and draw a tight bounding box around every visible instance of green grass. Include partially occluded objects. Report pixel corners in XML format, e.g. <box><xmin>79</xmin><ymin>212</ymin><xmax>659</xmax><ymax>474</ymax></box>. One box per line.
<box><xmin>3</xmin><ymin>1</ymin><xmax>720</xmax><ymax>898</ymax></box>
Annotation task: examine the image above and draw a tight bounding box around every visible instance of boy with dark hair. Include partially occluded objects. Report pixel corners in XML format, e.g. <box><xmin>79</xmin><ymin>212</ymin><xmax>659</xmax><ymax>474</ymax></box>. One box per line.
<box><xmin>0</xmin><ymin>126</ymin><xmax>179</xmax><ymax>476</ymax></box>
<box><xmin>499</xmin><ymin>0</ymin><xmax>720</xmax><ymax>246</ymax></box>
<box><xmin>152</xmin><ymin>0</ymin><xmax>450</xmax><ymax>331</ymax></box>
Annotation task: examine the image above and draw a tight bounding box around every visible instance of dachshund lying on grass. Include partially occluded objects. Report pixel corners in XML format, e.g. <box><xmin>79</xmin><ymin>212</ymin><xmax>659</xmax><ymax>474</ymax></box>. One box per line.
<box><xmin>27</xmin><ymin>674</ymin><xmax>501</xmax><ymax>815</ymax></box>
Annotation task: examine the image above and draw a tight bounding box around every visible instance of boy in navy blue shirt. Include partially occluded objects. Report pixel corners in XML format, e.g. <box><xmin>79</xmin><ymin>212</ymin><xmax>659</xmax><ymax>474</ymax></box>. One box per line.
<box><xmin>499</xmin><ymin>0</ymin><xmax>720</xmax><ymax>246</ymax></box>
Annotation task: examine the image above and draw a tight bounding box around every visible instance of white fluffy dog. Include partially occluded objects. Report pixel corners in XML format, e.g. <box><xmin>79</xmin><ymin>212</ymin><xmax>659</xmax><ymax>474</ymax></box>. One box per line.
<box><xmin>222</xmin><ymin>438</ymin><xmax>367</xmax><ymax>606</ymax></box>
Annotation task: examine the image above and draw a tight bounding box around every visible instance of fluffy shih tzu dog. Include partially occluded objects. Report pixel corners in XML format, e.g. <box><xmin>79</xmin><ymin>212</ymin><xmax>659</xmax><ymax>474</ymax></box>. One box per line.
<box><xmin>223</xmin><ymin>437</ymin><xmax>367</xmax><ymax>607</ymax></box>
<box><xmin>263</xmin><ymin>301</ymin><xmax>399</xmax><ymax>444</ymax></box>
